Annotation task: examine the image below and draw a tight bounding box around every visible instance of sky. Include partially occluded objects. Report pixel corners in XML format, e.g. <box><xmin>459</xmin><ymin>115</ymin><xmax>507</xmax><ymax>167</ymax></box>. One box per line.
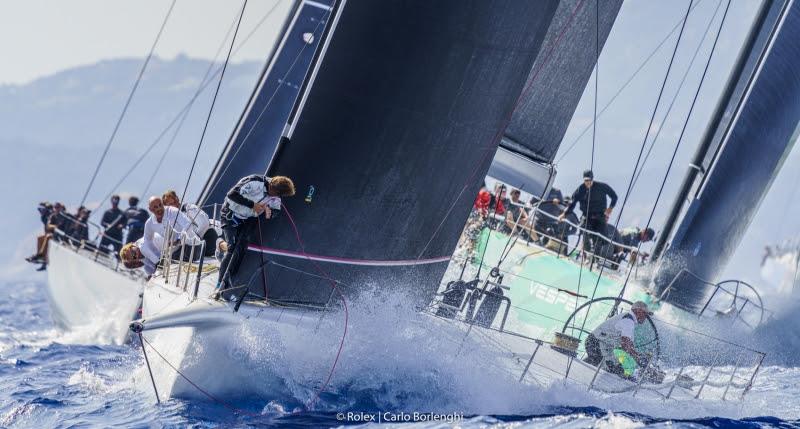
<box><xmin>0</xmin><ymin>0</ymin><xmax>291</xmax><ymax>85</ymax></box>
<box><xmin>1</xmin><ymin>0</ymin><xmax>797</xmax><ymax>286</ymax></box>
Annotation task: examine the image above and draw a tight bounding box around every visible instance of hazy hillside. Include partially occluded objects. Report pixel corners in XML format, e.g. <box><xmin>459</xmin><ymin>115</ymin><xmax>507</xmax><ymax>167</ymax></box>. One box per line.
<box><xmin>0</xmin><ymin>55</ymin><xmax>263</xmax><ymax>274</ymax></box>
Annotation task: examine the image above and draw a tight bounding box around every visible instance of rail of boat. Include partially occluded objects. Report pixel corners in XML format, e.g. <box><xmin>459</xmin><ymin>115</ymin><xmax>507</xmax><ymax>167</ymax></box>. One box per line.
<box><xmin>485</xmin><ymin>202</ymin><xmax>645</xmax><ymax>277</ymax></box>
<box><xmin>425</xmin><ymin>275</ymin><xmax>766</xmax><ymax>401</ymax></box>
<box><xmin>659</xmin><ymin>269</ymin><xmax>771</xmax><ymax>329</ymax></box>
<box><xmin>50</xmin><ymin>225</ymin><xmax>145</xmax><ymax>282</ymax></box>
<box><xmin>477</xmin><ymin>205</ymin><xmax>772</xmax><ymax>328</ymax></box>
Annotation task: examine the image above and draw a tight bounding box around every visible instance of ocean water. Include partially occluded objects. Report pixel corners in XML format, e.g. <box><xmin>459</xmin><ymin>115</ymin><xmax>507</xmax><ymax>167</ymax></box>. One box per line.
<box><xmin>1</xmin><ymin>277</ymin><xmax>800</xmax><ymax>428</ymax></box>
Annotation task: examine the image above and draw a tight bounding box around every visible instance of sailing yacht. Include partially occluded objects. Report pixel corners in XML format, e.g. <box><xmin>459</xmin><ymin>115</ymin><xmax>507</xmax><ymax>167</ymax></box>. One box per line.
<box><xmin>131</xmin><ymin>0</ymin><xmax>799</xmax><ymax>404</ymax></box>
<box><xmin>44</xmin><ymin>219</ymin><xmax>145</xmax><ymax>344</ymax></box>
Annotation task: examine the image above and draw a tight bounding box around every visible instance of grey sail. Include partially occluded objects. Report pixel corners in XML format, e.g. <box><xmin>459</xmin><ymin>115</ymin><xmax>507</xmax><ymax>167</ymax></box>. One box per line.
<box><xmin>653</xmin><ymin>0</ymin><xmax>800</xmax><ymax>312</ymax></box>
<box><xmin>198</xmin><ymin>0</ymin><xmax>332</xmax><ymax>208</ymax></box>
<box><xmin>501</xmin><ymin>0</ymin><xmax>623</xmax><ymax>169</ymax></box>
<box><xmin>228</xmin><ymin>0</ymin><xmax>561</xmax><ymax>306</ymax></box>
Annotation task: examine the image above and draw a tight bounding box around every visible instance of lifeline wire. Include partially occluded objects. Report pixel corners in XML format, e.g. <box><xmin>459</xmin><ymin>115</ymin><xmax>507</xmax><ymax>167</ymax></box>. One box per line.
<box><xmin>79</xmin><ymin>0</ymin><xmax>176</xmax><ymax>207</ymax></box>
<box><xmin>578</xmin><ymin>0</ymin><xmax>695</xmax><ymax>333</ymax></box>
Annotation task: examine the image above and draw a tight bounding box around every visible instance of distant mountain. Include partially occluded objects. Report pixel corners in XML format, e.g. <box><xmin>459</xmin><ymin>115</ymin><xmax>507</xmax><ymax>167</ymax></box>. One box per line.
<box><xmin>0</xmin><ymin>55</ymin><xmax>264</xmax><ymax>274</ymax></box>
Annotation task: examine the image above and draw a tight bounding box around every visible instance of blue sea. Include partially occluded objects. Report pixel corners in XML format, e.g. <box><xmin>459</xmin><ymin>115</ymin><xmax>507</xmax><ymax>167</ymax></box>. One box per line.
<box><xmin>1</xmin><ymin>277</ymin><xmax>799</xmax><ymax>428</ymax></box>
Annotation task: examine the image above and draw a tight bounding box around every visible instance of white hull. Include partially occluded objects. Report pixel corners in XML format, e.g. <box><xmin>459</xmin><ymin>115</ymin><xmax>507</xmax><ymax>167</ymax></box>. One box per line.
<box><xmin>140</xmin><ymin>276</ymin><xmax>326</xmax><ymax>401</ymax></box>
<box><xmin>46</xmin><ymin>240</ymin><xmax>143</xmax><ymax>344</ymax></box>
<box><xmin>137</xmin><ymin>267</ymin><xmax>753</xmax><ymax>404</ymax></box>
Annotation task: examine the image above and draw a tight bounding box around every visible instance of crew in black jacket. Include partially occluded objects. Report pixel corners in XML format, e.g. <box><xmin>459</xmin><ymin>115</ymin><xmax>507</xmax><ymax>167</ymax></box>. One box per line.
<box><xmin>214</xmin><ymin>175</ymin><xmax>296</xmax><ymax>299</ymax></box>
<box><xmin>100</xmin><ymin>195</ymin><xmax>126</xmax><ymax>255</ymax></box>
<box><xmin>559</xmin><ymin>170</ymin><xmax>618</xmax><ymax>254</ymax></box>
<box><xmin>124</xmin><ymin>196</ymin><xmax>149</xmax><ymax>244</ymax></box>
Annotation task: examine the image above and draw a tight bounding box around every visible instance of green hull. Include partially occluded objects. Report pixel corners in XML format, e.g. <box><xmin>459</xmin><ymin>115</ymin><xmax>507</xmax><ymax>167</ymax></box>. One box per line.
<box><xmin>471</xmin><ymin>228</ymin><xmax>653</xmax><ymax>343</ymax></box>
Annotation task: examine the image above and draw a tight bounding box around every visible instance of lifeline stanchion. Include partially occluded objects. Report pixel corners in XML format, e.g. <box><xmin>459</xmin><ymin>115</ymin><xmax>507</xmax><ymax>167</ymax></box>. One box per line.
<box><xmin>138</xmin><ymin>332</ymin><xmax>161</xmax><ymax>404</ymax></box>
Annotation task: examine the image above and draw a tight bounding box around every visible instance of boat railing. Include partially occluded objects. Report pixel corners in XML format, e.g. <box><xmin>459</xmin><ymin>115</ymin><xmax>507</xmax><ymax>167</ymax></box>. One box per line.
<box><xmin>429</xmin><ymin>288</ymin><xmax>766</xmax><ymax>401</ymax></box>
<box><xmin>660</xmin><ymin>269</ymin><xmax>769</xmax><ymax>329</ymax></box>
<box><xmin>49</xmin><ymin>227</ymin><xmax>154</xmax><ymax>281</ymax></box>
<box><xmin>484</xmin><ymin>204</ymin><xmax>644</xmax><ymax>276</ymax></box>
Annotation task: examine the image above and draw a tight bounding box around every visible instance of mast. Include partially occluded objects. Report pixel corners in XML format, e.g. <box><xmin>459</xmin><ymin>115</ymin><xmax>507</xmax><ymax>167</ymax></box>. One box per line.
<box><xmin>651</xmin><ymin>0</ymin><xmax>777</xmax><ymax>261</ymax></box>
<box><xmin>652</xmin><ymin>0</ymin><xmax>800</xmax><ymax>312</ymax></box>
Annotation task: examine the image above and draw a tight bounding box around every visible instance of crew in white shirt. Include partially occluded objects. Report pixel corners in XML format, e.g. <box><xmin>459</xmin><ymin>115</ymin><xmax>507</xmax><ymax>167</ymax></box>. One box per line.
<box><xmin>162</xmin><ymin>190</ymin><xmax>221</xmax><ymax>257</ymax></box>
<box><xmin>584</xmin><ymin>301</ymin><xmax>653</xmax><ymax>376</ymax></box>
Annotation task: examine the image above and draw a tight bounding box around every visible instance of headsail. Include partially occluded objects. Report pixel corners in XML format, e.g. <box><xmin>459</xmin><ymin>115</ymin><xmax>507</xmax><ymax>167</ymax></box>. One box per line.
<box><xmin>502</xmin><ymin>0</ymin><xmax>622</xmax><ymax>165</ymax></box>
<box><xmin>653</xmin><ymin>0</ymin><xmax>800</xmax><ymax>312</ymax></box>
<box><xmin>198</xmin><ymin>0</ymin><xmax>332</xmax><ymax>208</ymax></box>
<box><xmin>230</xmin><ymin>0</ymin><xmax>561</xmax><ymax>306</ymax></box>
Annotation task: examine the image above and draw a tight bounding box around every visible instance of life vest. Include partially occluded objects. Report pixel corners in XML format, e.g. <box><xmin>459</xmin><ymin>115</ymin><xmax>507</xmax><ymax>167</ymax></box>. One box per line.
<box><xmin>224</xmin><ymin>175</ymin><xmax>269</xmax><ymax>220</ymax></box>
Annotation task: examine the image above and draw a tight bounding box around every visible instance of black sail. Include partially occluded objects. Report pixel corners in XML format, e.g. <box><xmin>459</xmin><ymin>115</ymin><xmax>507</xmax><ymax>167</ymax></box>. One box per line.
<box><xmin>653</xmin><ymin>0</ymin><xmax>800</xmax><ymax>312</ymax></box>
<box><xmin>502</xmin><ymin>0</ymin><xmax>622</xmax><ymax>165</ymax></box>
<box><xmin>232</xmin><ymin>0</ymin><xmax>560</xmax><ymax>306</ymax></box>
<box><xmin>198</xmin><ymin>0</ymin><xmax>332</xmax><ymax>207</ymax></box>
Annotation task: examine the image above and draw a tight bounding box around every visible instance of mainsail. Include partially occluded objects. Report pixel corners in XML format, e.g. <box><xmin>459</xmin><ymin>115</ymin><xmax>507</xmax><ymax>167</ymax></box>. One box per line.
<box><xmin>490</xmin><ymin>0</ymin><xmax>622</xmax><ymax>196</ymax></box>
<box><xmin>653</xmin><ymin>0</ymin><xmax>800</xmax><ymax>312</ymax></box>
<box><xmin>222</xmin><ymin>0</ymin><xmax>562</xmax><ymax>306</ymax></box>
<box><xmin>503</xmin><ymin>0</ymin><xmax>622</xmax><ymax>164</ymax></box>
<box><xmin>198</xmin><ymin>0</ymin><xmax>332</xmax><ymax>207</ymax></box>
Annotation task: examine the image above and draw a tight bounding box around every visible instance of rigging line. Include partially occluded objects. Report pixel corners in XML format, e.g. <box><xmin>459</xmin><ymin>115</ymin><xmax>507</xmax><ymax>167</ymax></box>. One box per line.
<box><xmin>142</xmin><ymin>103</ymin><xmax>193</xmax><ymax>198</ymax></box>
<box><xmin>630</xmin><ymin>0</ymin><xmax>724</xmax><ymax>194</ymax></box>
<box><xmin>140</xmin><ymin>335</ymin><xmax>262</xmax><ymax>417</ymax></box>
<box><xmin>178</xmin><ymin>0</ymin><xmax>248</xmax><ymax>209</ymax></box>
<box><xmin>281</xmin><ymin>206</ymin><xmax>348</xmax><ymax>410</ymax></box>
<box><xmin>416</xmin><ymin>0</ymin><xmax>588</xmax><ymax>260</ymax></box>
<box><xmin>141</xmin><ymin>8</ymin><xmax>243</xmax><ymax>199</ymax></box>
<box><xmin>578</xmin><ymin>0</ymin><xmax>695</xmax><ymax>333</ymax></box>
<box><xmin>555</xmin><ymin>0</ymin><xmax>708</xmax><ymax>165</ymax></box>
<box><xmin>577</xmin><ymin>0</ymin><xmax>602</xmax><ymax>312</ymax></box>
<box><xmin>617</xmin><ymin>0</ymin><xmax>733</xmax><ymax>301</ymax></box>
<box><xmin>97</xmin><ymin>0</ymin><xmax>285</xmax><ymax>204</ymax></box>
<box><xmin>79</xmin><ymin>0</ymin><xmax>177</xmax><ymax>208</ymax></box>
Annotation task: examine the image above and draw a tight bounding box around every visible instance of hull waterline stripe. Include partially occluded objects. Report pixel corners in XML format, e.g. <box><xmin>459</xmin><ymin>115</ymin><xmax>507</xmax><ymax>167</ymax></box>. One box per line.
<box><xmin>247</xmin><ymin>245</ymin><xmax>450</xmax><ymax>267</ymax></box>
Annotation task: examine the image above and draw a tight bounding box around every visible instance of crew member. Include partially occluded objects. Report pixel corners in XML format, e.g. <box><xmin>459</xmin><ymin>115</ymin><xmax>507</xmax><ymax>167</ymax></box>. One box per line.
<box><xmin>559</xmin><ymin>170</ymin><xmax>617</xmax><ymax>254</ymax></box>
<box><xmin>26</xmin><ymin>202</ymin><xmax>66</xmax><ymax>270</ymax></box>
<box><xmin>162</xmin><ymin>190</ymin><xmax>222</xmax><ymax>257</ymax></box>
<box><xmin>119</xmin><ymin>233</ymin><xmax>164</xmax><ymax>279</ymax></box>
<box><xmin>100</xmin><ymin>195</ymin><xmax>126</xmax><ymax>255</ymax></box>
<box><xmin>125</xmin><ymin>196</ymin><xmax>149</xmax><ymax>244</ymax></box>
<box><xmin>215</xmin><ymin>175</ymin><xmax>296</xmax><ymax>299</ymax></box>
<box><xmin>145</xmin><ymin>196</ymin><xmax>201</xmax><ymax>262</ymax></box>
<box><xmin>612</xmin><ymin>226</ymin><xmax>656</xmax><ymax>265</ymax></box>
<box><xmin>505</xmin><ymin>188</ymin><xmax>536</xmax><ymax>240</ymax></box>
<box><xmin>584</xmin><ymin>301</ymin><xmax>653</xmax><ymax>377</ymax></box>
